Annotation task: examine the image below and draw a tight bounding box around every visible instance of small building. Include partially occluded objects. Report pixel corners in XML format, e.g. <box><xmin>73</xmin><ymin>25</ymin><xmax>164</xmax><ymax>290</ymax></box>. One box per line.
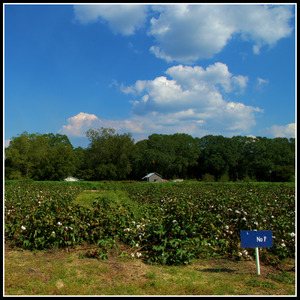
<box><xmin>64</xmin><ymin>176</ymin><xmax>79</xmax><ymax>182</ymax></box>
<box><xmin>172</xmin><ymin>179</ymin><xmax>184</xmax><ymax>182</ymax></box>
<box><xmin>142</xmin><ymin>172</ymin><xmax>163</xmax><ymax>183</ymax></box>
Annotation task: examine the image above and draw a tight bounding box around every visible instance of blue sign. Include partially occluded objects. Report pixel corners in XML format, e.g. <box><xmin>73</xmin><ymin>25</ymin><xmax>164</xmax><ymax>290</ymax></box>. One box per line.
<box><xmin>241</xmin><ymin>230</ymin><xmax>273</xmax><ymax>248</ymax></box>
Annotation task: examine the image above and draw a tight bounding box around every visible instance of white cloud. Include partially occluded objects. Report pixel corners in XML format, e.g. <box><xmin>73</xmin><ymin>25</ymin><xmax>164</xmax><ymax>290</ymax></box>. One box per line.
<box><xmin>165</xmin><ymin>63</ymin><xmax>248</xmax><ymax>93</ymax></box>
<box><xmin>257</xmin><ymin>77</ymin><xmax>269</xmax><ymax>85</ymax></box>
<box><xmin>257</xmin><ymin>77</ymin><xmax>269</xmax><ymax>88</ymax></box>
<box><xmin>268</xmin><ymin>123</ymin><xmax>295</xmax><ymax>138</ymax></box>
<box><xmin>232</xmin><ymin>75</ymin><xmax>248</xmax><ymax>91</ymax></box>
<box><xmin>5</xmin><ymin>139</ymin><xmax>11</xmax><ymax>148</ymax></box>
<box><xmin>149</xmin><ymin>4</ymin><xmax>294</xmax><ymax>63</ymax></box>
<box><xmin>149</xmin><ymin>5</ymin><xmax>235</xmax><ymax>62</ymax></box>
<box><xmin>58</xmin><ymin>112</ymin><xmax>101</xmax><ymax>137</ymax></box>
<box><xmin>59</xmin><ymin>63</ymin><xmax>263</xmax><ymax>139</ymax></box>
<box><xmin>122</xmin><ymin>62</ymin><xmax>262</xmax><ymax>136</ymax></box>
<box><xmin>73</xmin><ymin>4</ymin><xmax>148</xmax><ymax>35</ymax></box>
<box><xmin>253</xmin><ymin>45</ymin><xmax>261</xmax><ymax>55</ymax></box>
<box><xmin>58</xmin><ymin>112</ymin><xmax>144</xmax><ymax>138</ymax></box>
<box><xmin>73</xmin><ymin>4</ymin><xmax>293</xmax><ymax>63</ymax></box>
<box><xmin>234</xmin><ymin>5</ymin><xmax>293</xmax><ymax>49</ymax></box>
<box><xmin>256</xmin><ymin>77</ymin><xmax>269</xmax><ymax>91</ymax></box>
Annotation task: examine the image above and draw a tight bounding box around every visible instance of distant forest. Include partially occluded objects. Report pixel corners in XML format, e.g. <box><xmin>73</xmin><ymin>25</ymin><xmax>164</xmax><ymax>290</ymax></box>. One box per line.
<box><xmin>5</xmin><ymin>128</ymin><xmax>295</xmax><ymax>182</ymax></box>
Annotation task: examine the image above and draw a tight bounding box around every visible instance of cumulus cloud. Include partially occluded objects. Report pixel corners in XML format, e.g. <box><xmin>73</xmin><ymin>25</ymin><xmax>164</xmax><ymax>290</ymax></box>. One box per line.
<box><xmin>73</xmin><ymin>4</ymin><xmax>293</xmax><ymax>62</ymax></box>
<box><xmin>58</xmin><ymin>112</ymin><xmax>101</xmax><ymax>137</ymax></box>
<box><xmin>149</xmin><ymin>4</ymin><xmax>293</xmax><ymax>62</ymax></box>
<box><xmin>58</xmin><ymin>112</ymin><xmax>144</xmax><ymax>138</ymax></box>
<box><xmin>149</xmin><ymin>5</ymin><xmax>235</xmax><ymax>62</ymax></box>
<box><xmin>122</xmin><ymin>62</ymin><xmax>262</xmax><ymax>136</ymax></box>
<box><xmin>234</xmin><ymin>5</ymin><xmax>293</xmax><ymax>48</ymax></box>
<box><xmin>268</xmin><ymin>123</ymin><xmax>295</xmax><ymax>138</ymax></box>
<box><xmin>165</xmin><ymin>63</ymin><xmax>248</xmax><ymax>93</ymax></box>
<box><xmin>59</xmin><ymin>63</ymin><xmax>264</xmax><ymax>139</ymax></box>
<box><xmin>73</xmin><ymin>4</ymin><xmax>148</xmax><ymax>35</ymax></box>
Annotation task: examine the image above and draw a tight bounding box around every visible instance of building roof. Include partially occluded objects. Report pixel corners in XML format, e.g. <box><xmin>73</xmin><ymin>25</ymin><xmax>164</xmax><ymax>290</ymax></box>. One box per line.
<box><xmin>142</xmin><ymin>172</ymin><xmax>162</xmax><ymax>179</ymax></box>
<box><xmin>64</xmin><ymin>176</ymin><xmax>79</xmax><ymax>181</ymax></box>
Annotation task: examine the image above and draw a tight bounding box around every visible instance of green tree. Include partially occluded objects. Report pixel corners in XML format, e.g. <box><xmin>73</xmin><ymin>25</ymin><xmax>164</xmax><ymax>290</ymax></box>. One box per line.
<box><xmin>168</xmin><ymin>133</ymin><xmax>201</xmax><ymax>179</ymax></box>
<box><xmin>47</xmin><ymin>142</ymin><xmax>76</xmax><ymax>181</ymax></box>
<box><xmin>131</xmin><ymin>133</ymin><xmax>201</xmax><ymax>180</ymax></box>
<box><xmin>197</xmin><ymin>135</ymin><xmax>230</xmax><ymax>181</ymax></box>
<box><xmin>85</xmin><ymin>127</ymin><xmax>135</xmax><ymax>180</ymax></box>
<box><xmin>130</xmin><ymin>139</ymin><xmax>151</xmax><ymax>179</ymax></box>
<box><xmin>269</xmin><ymin>137</ymin><xmax>295</xmax><ymax>181</ymax></box>
<box><xmin>227</xmin><ymin>136</ymin><xmax>255</xmax><ymax>181</ymax></box>
<box><xmin>5</xmin><ymin>132</ymin><xmax>76</xmax><ymax>180</ymax></box>
<box><xmin>5</xmin><ymin>132</ymin><xmax>49</xmax><ymax>179</ymax></box>
<box><xmin>73</xmin><ymin>146</ymin><xmax>86</xmax><ymax>179</ymax></box>
<box><xmin>247</xmin><ymin>137</ymin><xmax>274</xmax><ymax>181</ymax></box>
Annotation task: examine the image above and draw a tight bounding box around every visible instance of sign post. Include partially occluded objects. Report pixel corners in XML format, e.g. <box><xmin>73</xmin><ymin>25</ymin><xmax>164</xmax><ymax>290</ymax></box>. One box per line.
<box><xmin>240</xmin><ymin>230</ymin><xmax>273</xmax><ymax>275</ymax></box>
<box><xmin>255</xmin><ymin>247</ymin><xmax>260</xmax><ymax>275</ymax></box>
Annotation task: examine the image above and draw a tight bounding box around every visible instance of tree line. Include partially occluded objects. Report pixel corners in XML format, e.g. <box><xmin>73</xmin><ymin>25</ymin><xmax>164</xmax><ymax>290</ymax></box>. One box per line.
<box><xmin>5</xmin><ymin>128</ymin><xmax>295</xmax><ymax>182</ymax></box>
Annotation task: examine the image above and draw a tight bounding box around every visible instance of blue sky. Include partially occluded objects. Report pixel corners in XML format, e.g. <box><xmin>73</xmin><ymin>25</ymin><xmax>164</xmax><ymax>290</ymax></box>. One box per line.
<box><xmin>4</xmin><ymin>4</ymin><xmax>296</xmax><ymax>148</ymax></box>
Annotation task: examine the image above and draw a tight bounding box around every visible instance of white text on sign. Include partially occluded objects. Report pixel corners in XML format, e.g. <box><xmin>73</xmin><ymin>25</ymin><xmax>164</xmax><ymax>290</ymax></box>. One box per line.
<box><xmin>256</xmin><ymin>236</ymin><xmax>268</xmax><ymax>242</ymax></box>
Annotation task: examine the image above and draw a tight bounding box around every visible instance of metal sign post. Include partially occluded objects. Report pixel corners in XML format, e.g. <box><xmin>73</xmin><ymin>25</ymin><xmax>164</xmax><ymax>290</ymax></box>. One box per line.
<box><xmin>255</xmin><ymin>247</ymin><xmax>260</xmax><ymax>275</ymax></box>
<box><xmin>241</xmin><ymin>230</ymin><xmax>273</xmax><ymax>275</ymax></box>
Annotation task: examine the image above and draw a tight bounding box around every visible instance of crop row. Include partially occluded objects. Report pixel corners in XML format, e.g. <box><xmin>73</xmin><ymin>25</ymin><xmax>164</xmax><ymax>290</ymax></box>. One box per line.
<box><xmin>123</xmin><ymin>183</ymin><xmax>295</xmax><ymax>264</ymax></box>
<box><xmin>4</xmin><ymin>181</ymin><xmax>295</xmax><ymax>265</ymax></box>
